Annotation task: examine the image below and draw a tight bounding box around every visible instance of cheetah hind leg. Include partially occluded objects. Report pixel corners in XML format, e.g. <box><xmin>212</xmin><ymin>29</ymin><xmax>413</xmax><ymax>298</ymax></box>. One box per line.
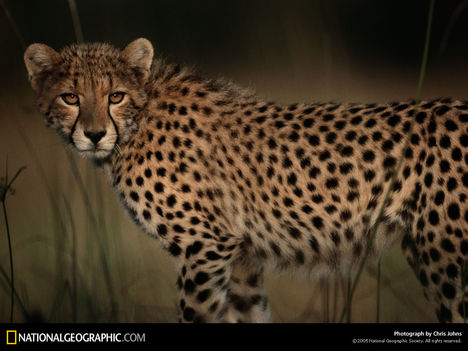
<box><xmin>401</xmin><ymin>232</ymin><xmax>468</xmax><ymax>323</ymax></box>
<box><xmin>224</xmin><ymin>261</ymin><xmax>271</xmax><ymax>323</ymax></box>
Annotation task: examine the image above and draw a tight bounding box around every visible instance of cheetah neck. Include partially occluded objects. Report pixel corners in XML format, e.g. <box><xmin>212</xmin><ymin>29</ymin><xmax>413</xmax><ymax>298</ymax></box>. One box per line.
<box><xmin>104</xmin><ymin>59</ymin><xmax>259</xmax><ymax>180</ymax></box>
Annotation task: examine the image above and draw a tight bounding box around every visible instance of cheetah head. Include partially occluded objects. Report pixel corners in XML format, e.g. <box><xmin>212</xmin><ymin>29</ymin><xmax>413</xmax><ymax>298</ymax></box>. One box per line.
<box><xmin>24</xmin><ymin>38</ymin><xmax>154</xmax><ymax>160</ymax></box>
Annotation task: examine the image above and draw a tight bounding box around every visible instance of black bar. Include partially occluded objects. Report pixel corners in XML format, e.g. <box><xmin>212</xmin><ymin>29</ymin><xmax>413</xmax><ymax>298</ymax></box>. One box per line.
<box><xmin>0</xmin><ymin>323</ymin><xmax>467</xmax><ymax>349</ymax></box>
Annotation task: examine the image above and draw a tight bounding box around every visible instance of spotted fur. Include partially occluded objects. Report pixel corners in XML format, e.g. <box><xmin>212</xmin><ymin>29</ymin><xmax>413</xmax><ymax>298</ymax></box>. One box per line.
<box><xmin>24</xmin><ymin>39</ymin><xmax>468</xmax><ymax>323</ymax></box>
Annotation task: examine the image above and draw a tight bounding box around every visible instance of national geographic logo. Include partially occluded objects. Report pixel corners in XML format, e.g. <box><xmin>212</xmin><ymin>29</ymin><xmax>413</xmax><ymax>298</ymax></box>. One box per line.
<box><xmin>6</xmin><ymin>330</ymin><xmax>17</xmax><ymax>345</ymax></box>
<box><xmin>4</xmin><ymin>329</ymin><xmax>145</xmax><ymax>344</ymax></box>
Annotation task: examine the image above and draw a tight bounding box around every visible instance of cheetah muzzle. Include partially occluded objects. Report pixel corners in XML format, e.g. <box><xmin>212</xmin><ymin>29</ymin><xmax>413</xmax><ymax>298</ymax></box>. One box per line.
<box><xmin>24</xmin><ymin>38</ymin><xmax>468</xmax><ymax>323</ymax></box>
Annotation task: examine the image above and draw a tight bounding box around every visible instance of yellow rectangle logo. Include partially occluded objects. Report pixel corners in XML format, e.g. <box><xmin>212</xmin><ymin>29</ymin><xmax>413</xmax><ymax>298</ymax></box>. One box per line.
<box><xmin>6</xmin><ymin>330</ymin><xmax>17</xmax><ymax>345</ymax></box>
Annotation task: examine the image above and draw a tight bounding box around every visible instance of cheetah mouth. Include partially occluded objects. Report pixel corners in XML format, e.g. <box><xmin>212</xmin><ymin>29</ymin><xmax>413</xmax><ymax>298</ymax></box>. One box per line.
<box><xmin>77</xmin><ymin>146</ymin><xmax>114</xmax><ymax>160</ymax></box>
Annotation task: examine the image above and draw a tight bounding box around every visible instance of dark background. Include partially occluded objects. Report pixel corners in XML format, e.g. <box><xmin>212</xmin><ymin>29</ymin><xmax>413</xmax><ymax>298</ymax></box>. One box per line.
<box><xmin>2</xmin><ymin>0</ymin><xmax>468</xmax><ymax>101</ymax></box>
<box><xmin>0</xmin><ymin>0</ymin><xmax>467</xmax><ymax>323</ymax></box>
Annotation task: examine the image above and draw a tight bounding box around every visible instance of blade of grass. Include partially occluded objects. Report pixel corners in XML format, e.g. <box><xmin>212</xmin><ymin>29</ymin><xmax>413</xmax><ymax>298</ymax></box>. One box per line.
<box><xmin>75</xmin><ymin>267</ymin><xmax>98</xmax><ymax>322</ymax></box>
<box><xmin>338</xmin><ymin>0</ymin><xmax>436</xmax><ymax>323</ymax></box>
<box><xmin>1</xmin><ymin>165</ymin><xmax>26</xmax><ymax>322</ymax></box>
<box><xmin>376</xmin><ymin>259</ymin><xmax>381</xmax><ymax>323</ymax></box>
<box><xmin>439</xmin><ymin>0</ymin><xmax>468</xmax><ymax>55</ymax></box>
<box><xmin>0</xmin><ymin>0</ymin><xmax>26</xmax><ymax>50</ymax></box>
<box><xmin>346</xmin><ymin>277</ymin><xmax>351</xmax><ymax>323</ymax></box>
<box><xmin>365</xmin><ymin>266</ymin><xmax>436</xmax><ymax>321</ymax></box>
<box><xmin>63</xmin><ymin>196</ymin><xmax>78</xmax><ymax>323</ymax></box>
<box><xmin>462</xmin><ymin>260</ymin><xmax>467</xmax><ymax>323</ymax></box>
<box><xmin>67</xmin><ymin>0</ymin><xmax>85</xmax><ymax>44</ymax></box>
<box><xmin>331</xmin><ymin>276</ymin><xmax>338</xmax><ymax>322</ymax></box>
<box><xmin>1</xmin><ymin>166</ymin><xmax>26</xmax><ymax>195</ymax></box>
<box><xmin>2</xmin><ymin>197</ymin><xmax>14</xmax><ymax>322</ymax></box>
<box><xmin>0</xmin><ymin>262</ymin><xmax>30</xmax><ymax>321</ymax></box>
<box><xmin>67</xmin><ymin>0</ymin><xmax>90</xmax><ymax>87</ymax></box>
<box><xmin>48</xmin><ymin>281</ymin><xmax>72</xmax><ymax>322</ymax></box>
<box><xmin>323</xmin><ymin>278</ymin><xmax>329</xmax><ymax>322</ymax></box>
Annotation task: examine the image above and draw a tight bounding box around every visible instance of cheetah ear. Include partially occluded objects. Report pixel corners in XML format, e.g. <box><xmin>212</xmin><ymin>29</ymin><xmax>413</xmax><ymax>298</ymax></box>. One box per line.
<box><xmin>24</xmin><ymin>43</ymin><xmax>61</xmax><ymax>93</ymax></box>
<box><xmin>122</xmin><ymin>38</ymin><xmax>154</xmax><ymax>81</ymax></box>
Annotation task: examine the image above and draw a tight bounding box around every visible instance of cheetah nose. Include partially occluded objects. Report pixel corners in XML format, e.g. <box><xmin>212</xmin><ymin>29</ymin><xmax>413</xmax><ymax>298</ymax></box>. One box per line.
<box><xmin>84</xmin><ymin>130</ymin><xmax>106</xmax><ymax>145</ymax></box>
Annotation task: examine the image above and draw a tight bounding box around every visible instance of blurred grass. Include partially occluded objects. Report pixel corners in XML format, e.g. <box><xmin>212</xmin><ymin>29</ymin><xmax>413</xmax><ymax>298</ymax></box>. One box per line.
<box><xmin>266</xmin><ymin>244</ymin><xmax>435</xmax><ymax>322</ymax></box>
<box><xmin>0</xmin><ymin>0</ymin><xmax>446</xmax><ymax>323</ymax></box>
<box><xmin>0</xmin><ymin>93</ymin><xmax>177</xmax><ymax>322</ymax></box>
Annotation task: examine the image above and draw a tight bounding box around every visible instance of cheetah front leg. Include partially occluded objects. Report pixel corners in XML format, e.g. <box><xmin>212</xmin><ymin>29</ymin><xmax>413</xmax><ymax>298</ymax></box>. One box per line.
<box><xmin>175</xmin><ymin>240</ymin><xmax>270</xmax><ymax>322</ymax></box>
<box><xmin>176</xmin><ymin>239</ymin><xmax>237</xmax><ymax>323</ymax></box>
<box><xmin>224</xmin><ymin>261</ymin><xmax>271</xmax><ymax>323</ymax></box>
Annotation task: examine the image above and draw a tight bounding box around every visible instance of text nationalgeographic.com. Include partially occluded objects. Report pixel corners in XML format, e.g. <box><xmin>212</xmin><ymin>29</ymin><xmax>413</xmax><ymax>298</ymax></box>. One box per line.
<box><xmin>6</xmin><ymin>330</ymin><xmax>145</xmax><ymax>344</ymax></box>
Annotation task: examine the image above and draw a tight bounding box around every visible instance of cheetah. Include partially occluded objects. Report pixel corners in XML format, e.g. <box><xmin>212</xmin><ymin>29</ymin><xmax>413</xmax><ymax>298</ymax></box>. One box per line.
<box><xmin>24</xmin><ymin>38</ymin><xmax>468</xmax><ymax>323</ymax></box>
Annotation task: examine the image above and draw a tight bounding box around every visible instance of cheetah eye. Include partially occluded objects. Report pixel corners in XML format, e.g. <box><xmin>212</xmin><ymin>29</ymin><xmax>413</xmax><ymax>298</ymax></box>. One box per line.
<box><xmin>109</xmin><ymin>92</ymin><xmax>125</xmax><ymax>104</ymax></box>
<box><xmin>61</xmin><ymin>93</ymin><xmax>79</xmax><ymax>105</ymax></box>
